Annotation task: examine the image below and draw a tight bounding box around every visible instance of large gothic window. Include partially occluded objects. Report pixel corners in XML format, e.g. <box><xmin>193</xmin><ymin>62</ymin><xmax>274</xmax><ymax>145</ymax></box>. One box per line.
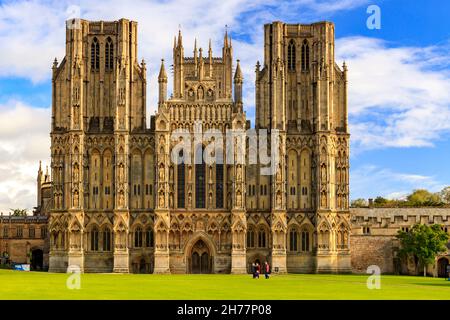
<box><xmin>195</xmin><ymin>145</ymin><xmax>206</xmax><ymax>208</ymax></box>
<box><xmin>216</xmin><ymin>163</ymin><xmax>224</xmax><ymax>208</ymax></box>
<box><xmin>287</xmin><ymin>39</ymin><xmax>296</xmax><ymax>71</ymax></box>
<box><xmin>289</xmin><ymin>228</ymin><xmax>298</xmax><ymax>251</ymax></box>
<box><xmin>258</xmin><ymin>228</ymin><xmax>266</xmax><ymax>248</ymax></box>
<box><xmin>177</xmin><ymin>150</ymin><xmax>185</xmax><ymax>208</ymax></box>
<box><xmin>134</xmin><ymin>227</ymin><xmax>143</xmax><ymax>248</ymax></box>
<box><xmin>301</xmin><ymin>230</ymin><xmax>310</xmax><ymax>251</ymax></box>
<box><xmin>102</xmin><ymin>227</ymin><xmax>111</xmax><ymax>251</ymax></box>
<box><xmin>90</xmin><ymin>227</ymin><xmax>99</xmax><ymax>251</ymax></box>
<box><xmin>246</xmin><ymin>228</ymin><xmax>255</xmax><ymax>248</ymax></box>
<box><xmin>301</xmin><ymin>39</ymin><xmax>310</xmax><ymax>71</ymax></box>
<box><xmin>91</xmin><ymin>37</ymin><xmax>100</xmax><ymax>71</ymax></box>
<box><xmin>145</xmin><ymin>228</ymin><xmax>154</xmax><ymax>247</ymax></box>
<box><xmin>105</xmin><ymin>37</ymin><xmax>114</xmax><ymax>71</ymax></box>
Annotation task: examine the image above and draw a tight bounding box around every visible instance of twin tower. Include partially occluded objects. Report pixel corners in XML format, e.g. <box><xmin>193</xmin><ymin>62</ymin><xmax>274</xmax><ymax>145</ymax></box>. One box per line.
<box><xmin>49</xmin><ymin>19</ymin><xmax>350</xmax><ymax>274</ymax></box>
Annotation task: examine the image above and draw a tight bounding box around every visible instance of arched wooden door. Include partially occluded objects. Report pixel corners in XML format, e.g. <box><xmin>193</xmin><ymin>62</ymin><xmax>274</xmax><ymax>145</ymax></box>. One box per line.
<box><xmin>190</xmin><ymin>239</ymin><xmax>211</xmax><ymax>274</ymax></box>
<box><xmin>437</xmin><ymin>258</ymin><xmax>449</xmax><ymax>278</ymax></box>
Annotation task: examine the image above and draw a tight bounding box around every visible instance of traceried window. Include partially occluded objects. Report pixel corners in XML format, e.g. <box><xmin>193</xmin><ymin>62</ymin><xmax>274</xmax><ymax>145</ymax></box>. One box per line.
<box><xmin>105</xmin><ymin>37</ymin><xmax>114</xmax><ymax>71</ymax></box>
<box><xmin>177</xmin><ymin>150</ymin><xmax>185</xmax><ymax>208</ymax></box>
<box><xmin>246</xmin><ymin>228</ymin><xmax>255</xmax><ymax>248</ymax></box>
<box><xmin>41</xmin><ymin>227</ymin><xmax>47</xmax><ymax>239</ymax></box>
<box><xmin>195</xmin><ymin>145</ymin><xmax>206</xmax><ymax>208</ymax></box>
<box><xmin>287</xmin><ymin>39</ymin><xmax>296</xmax><ymax>71</ymax></box>
<box><xmin>16</xmin><ymin>226</ymin><xmax>23</xmax><ymax>238</ymax></box>
<box><xmin>91</xmin><ymin>37</ymin><xmax>100</xmax><ymax>71</ymax></box>
<box><xmin>145</xmin><ymin>228</ymin><xmax>154</xmax><ymax>247</ymax></box>
<box><xmin>29</xmin><ymin>227</ymin><xmax>35</xmax><ymax>239</ymax></box>
<box><xmin>102</xmin><ymin>227</ymin><xmax>111</xmax><ymax>251</ymax></box>
<box><xmin>301</xmin><ymin>230</ymin><xmax>310</xmax><ymax>251</ymax></box>
<box><xmin>135</xmin><ymin>227</ymin><xmax>143</xmax><ymax>248</ymax></box>
<box><xmin>216</xmin><ymin>164</ymin><xmax>224</xmax><ymax>208</ymax></box>
<box><xmin>301</xmin><ymin>39</ymin><xmax>309</xmax><ymax>71</ymax></box>
<box><xmin>289</xmin><ymin>229</ymin><xmax>298</xmax><ymax>251</ymax></box>
<box><xmin>258</xmin><ymin>228</ymin><xmax>267</xmax><ymax>248</ymax></box>
<box><xmin>90</xmin><ymin>227</ymin><xmax>99</xmax><ymax>251</ymax></box>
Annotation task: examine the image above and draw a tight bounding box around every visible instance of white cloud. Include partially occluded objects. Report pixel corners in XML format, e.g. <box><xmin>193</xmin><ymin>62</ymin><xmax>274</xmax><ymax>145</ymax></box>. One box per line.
<box><xmin>350</xmin><ymin>164</ymin><xmax>445</xmax><ymax>201</ymax></box>
<box><xmin>0</xmin><ymin>100</ymin><xmax>51</xmax><ymax>213</ymax></box>
<box><xmin>336</xmin><ymin>36</ymin><xmax>450</xmax><ymax>150</ymax></box>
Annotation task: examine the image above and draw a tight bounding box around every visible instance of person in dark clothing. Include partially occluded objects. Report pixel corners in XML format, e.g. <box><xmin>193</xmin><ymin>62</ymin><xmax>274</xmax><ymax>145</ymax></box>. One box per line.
<box><xmin>251</xmin><ymin>263</ymin><xmax>256</xmax><ymax>279</ymax></box>
<box><xmin>264</xmin><ymin>261</ymin><xmax>270</xmax><ymax>279</ymax></box>
<box><xmin>256</xmin><ymin>263</ymin><xmax>260</xmax><ymax>278</ymax></box>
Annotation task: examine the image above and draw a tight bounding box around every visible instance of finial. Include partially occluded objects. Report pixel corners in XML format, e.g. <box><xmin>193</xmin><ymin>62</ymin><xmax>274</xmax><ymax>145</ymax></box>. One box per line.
<box><xmin>224</xmin><ymin>25</ymin><xmax>229</xmax><ymax>47</ymax></box>
<box><xmin>177</xmin><ymin>28</ymin><xmax>182</xmax><ymax>46</ymax></box>
<box><xmin>159</xmin><ymin>58</ymin><xmax>167</xmax><ymax>80</ymax></box>
<box><xmin>234</xmin><ymin>59</ymin><xmax>243</xmax><ymax>80</ymax></box>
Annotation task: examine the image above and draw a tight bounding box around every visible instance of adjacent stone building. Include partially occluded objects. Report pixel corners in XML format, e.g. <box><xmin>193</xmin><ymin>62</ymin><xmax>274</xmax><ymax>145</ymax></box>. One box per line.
<box><xmin>0</xmin><ymin>162</ymin><xmax>51</xmax><ymax>270</ymax></box>
<box><xmin>350</xmin><ymin>207</ymin><xmax>450</xmax><ymax>277</ymax></box>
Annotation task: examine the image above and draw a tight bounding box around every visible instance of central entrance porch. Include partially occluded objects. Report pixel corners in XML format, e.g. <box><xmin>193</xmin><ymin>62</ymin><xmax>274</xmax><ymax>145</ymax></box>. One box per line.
<box><xmin>185</xmin><ymin>234</ymin><xmax>215</xmax><ymax>274</ymax></box>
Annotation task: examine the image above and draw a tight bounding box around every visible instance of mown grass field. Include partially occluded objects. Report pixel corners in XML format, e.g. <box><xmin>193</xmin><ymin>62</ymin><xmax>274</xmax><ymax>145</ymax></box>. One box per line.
<box><xmin>0</xmin><ymin>269</ymin><xmax>449</xmax><ymax>300</ymax></box>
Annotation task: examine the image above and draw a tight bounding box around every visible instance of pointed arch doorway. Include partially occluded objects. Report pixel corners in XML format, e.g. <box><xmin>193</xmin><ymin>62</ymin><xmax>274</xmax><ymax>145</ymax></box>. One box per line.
<box><xmin>189</xmin><ymin>239</ymin><xmax>212</xmax><ymax>274</ymax></box>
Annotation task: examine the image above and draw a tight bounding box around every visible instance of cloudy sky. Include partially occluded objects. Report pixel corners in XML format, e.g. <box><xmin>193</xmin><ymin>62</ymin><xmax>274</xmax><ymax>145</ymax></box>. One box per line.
<box><xmin>0</xmin><ymin>0</ymin><xmax>449</xmax><ymax>213</ymax></box>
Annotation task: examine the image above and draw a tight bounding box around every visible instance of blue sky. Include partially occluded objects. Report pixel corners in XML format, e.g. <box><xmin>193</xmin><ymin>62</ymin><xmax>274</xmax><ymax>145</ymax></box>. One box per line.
<box><xmin>0</xmin><ymin>0</ymin><xmax>449</xmax><ymax>211</ymax></box>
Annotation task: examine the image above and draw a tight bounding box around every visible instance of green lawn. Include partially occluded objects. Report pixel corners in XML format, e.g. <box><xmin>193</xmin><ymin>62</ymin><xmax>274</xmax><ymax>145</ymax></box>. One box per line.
<box><xmin>0</xmin><ymin>269</ymin><xmax>449</xmax><ymax>299</ymax></box>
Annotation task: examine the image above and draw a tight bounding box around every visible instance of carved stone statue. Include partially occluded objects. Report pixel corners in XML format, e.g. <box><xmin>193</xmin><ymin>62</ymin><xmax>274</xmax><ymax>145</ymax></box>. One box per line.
<box><xmin>73</xmin><ymin>191</ymin><xmax>79</xmax><ymax>207</ymax></box>
<box><xmin>321</xmin><ymin>164</ymin><xmax>326</xmax><ymax>182</ymax></box>
<box><xmin>159</xmin><ymin>164</ymin><xmax>165</xmax><ymax>181</ymax></box>
<box><xmin>236</xmin><ymin>165</ymin><xmax>242</xmax><ymax>181</ymax></box>
<box><xmin>236</xmin><ymin>191</ymin><xmax>242</xmax><ymax>207</ymax></box>
<box><xmin>276</xmin><ymin>191</ymin><xmax>282</xmax><ymax>207</ymax></box>
<box><xmin>276</xmin><ymin>164</ymin><xmax>282</xmax><ymax>182</ymax></box>
<box><xmin>73</xmin><ymin>164</ymin><xmax>79</xmax><ymax>182</ymax></box>
<box><xmin>118</xmin><ymin>163</ymin><xmax>124</xmax><ymax>183</ymax></box>
<box><xmin>159</xmin><ymin>192</ymin><xmax>165</xmax><ymax>207</ymax></box>
<box><xmin>119</xmin><ymin>191</ymin><xmax>125</xmax><ymax>207</ymax></box>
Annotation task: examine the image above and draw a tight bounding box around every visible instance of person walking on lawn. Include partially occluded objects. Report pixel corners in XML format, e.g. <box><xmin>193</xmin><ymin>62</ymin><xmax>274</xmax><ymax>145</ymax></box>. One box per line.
<box><xmin>264</xmin><ymin>261</ymin><xmax>270</xmax><ymax>279</ymax></box>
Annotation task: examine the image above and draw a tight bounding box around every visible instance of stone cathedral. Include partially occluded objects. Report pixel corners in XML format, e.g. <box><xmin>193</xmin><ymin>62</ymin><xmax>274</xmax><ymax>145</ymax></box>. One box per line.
<box><xmin>48</xmin><ymin>19</ymin><xmax>350</xmax><ymax>274</ymax></box>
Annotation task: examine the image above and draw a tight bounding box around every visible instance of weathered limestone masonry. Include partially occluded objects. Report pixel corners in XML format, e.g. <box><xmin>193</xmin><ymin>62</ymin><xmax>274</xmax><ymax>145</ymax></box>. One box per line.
<box><xmin>350</xmin><ymin>207</ymin><xmax>450</xmax><ymax>277</ymax></box>
<box><xmin>45</xmin><ymin>19</ymin><xmax>351</xmax><ymax>274</ymax></box>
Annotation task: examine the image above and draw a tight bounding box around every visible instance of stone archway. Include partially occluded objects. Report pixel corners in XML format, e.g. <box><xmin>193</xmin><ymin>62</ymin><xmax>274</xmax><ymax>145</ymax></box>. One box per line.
<box><xmin>185</xmin><ymin>233</ymin><xmax>215</xmax><ymax>274</ymax></box>
<box><xmin>437</xmin><ymin>257</ymin><xmax>449</xmax><ymax>278</ymax></box>
<box><xmin>190</xmin><ymin>239</ymin><xmax>211</xmax><ymax>274</ymax></box>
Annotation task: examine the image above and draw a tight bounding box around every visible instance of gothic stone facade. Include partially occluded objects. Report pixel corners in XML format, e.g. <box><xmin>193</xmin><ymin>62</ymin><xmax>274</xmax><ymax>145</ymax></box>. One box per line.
<box><xmin>48</xmin><ymin>19</ymin><xmax>351</xmax><ymax>273</ymax></box>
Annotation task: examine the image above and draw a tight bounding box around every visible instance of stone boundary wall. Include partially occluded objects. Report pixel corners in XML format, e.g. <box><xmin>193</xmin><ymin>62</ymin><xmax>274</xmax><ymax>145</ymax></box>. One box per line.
<box><xmin>349</xmin><ymin>208</ymin><xmax>450</xmax><ymax>274</ymax></box>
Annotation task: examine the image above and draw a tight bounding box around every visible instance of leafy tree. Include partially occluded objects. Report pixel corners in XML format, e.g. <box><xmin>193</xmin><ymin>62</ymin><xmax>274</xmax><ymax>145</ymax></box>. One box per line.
<box><xmin>396</xmin><ymin>223</ymin><xmax>449</xmax><ymax>276</ymax></box>
<box><xmin>440</xmin><ymin>186</ymin><xmax>450</xmax><ymax>204</ymax></box>
<box><xmin>9</xmin><ymin>209</ymin><xmax>27</xmax><ymax>216</ymax></box>
<box><xmin>407</xmin><ymin>189</ymin><xmax>441</xmax><ymax>206</ymax></box>
<box><xmin>351</xmin><ymin>198</ymin><xmax>367</xmax><ymax>207</ymax></box>
<box><xmin>373</xmin><ymin>196</ymin><xmax>388</xmax><ymax>206</ymax></box>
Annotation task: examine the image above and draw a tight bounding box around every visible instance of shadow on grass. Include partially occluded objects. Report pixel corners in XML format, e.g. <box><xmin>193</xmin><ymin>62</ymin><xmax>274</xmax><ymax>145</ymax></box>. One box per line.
<box><xmin>411</xmin><ymin>282</ymin><xmax>450</xmax><ymax>287</ymax></box>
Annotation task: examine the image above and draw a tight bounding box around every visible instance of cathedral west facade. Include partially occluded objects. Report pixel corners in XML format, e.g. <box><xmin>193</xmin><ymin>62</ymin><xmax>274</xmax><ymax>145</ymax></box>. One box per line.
<box><xmin>48</xmin><ymin>19</ymin><xmax>350</xmax><ymax>274</ymax></box>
